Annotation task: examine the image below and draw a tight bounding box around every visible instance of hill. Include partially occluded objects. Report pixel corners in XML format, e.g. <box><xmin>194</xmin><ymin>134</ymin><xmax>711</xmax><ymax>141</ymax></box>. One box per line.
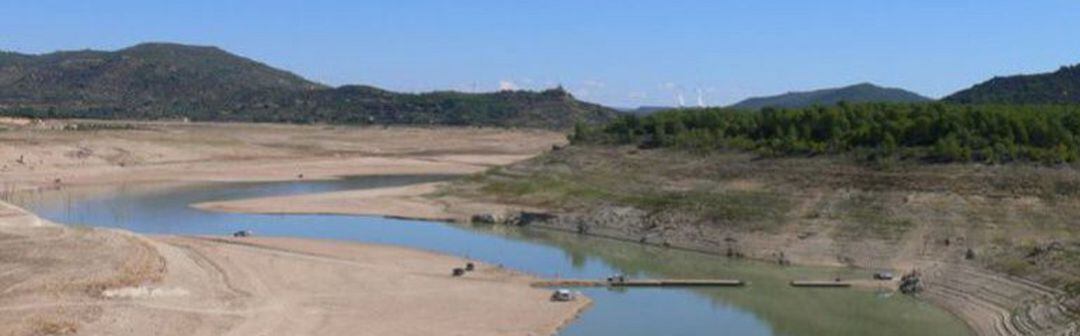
<box><xmin>0</xmin><ymin>43</ymin><xmax>325</xmax><ymax>114</ymax></box>
<box><xmin>0</xmin><ymin>43</ymin><xmax>619</xmax><ymax>129</ymax></box>
<box><xmin>619</xmin><ymin>106</ymin><xmax>673</xmax><ymax>116</ymax></box>
<box><xmin>944</xmin><ymin>64</ymin><xmax>1080</xmax><ymax>104</ymax></box>
<box><xmin>238</xmin><ymin>85</ymin><xmax>617</xmax><ymax>128</ymax></box>
<box><xmin>730</xmin><ymin>83</ymin><xmax>931</xmax><ymax>110</ymax></box>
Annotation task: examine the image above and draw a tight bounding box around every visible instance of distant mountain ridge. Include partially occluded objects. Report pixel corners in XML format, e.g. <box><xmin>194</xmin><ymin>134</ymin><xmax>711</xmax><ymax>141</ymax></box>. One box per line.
<box><xmin>0</xmin><ymin>43</ymin><xmax>325</xmax><ymax>107</ymax></box>
<box><xmin>730</xmin><ymin>83</ymin><xmax>931</xmax><ymax>110</ymax></box>
<box><xmin>943</xmin><ymin>65</ymin><xmax>1080</xmax><ymax>104</ymax></box>
<box><xmin>619</xmin><ymin>106</ymin><xmax>673</xmax><ymax>115</ymax></box>
<box><xmin>0</xmin><ymin>43</ymin><xmax>619</xmax><ymax>129</ymax></box>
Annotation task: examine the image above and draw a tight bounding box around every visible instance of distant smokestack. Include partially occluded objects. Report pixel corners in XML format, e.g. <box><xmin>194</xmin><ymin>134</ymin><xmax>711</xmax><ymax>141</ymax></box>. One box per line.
<box><xmin>676</xmin><ymin>92</ymin><xmax>686</xmax><ymax>107</ymax></box>
<box><xmin>696</xmin><ymin>88</ymin><xmax>705</xmax><ymax>108</ymax></box>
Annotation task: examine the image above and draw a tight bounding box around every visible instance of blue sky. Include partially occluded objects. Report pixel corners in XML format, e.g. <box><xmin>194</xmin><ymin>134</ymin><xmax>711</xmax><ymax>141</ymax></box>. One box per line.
<box><xmin>2</xmin><ymin>1</ymin><xmax>1078</xmax><ymax>107</ymax></box>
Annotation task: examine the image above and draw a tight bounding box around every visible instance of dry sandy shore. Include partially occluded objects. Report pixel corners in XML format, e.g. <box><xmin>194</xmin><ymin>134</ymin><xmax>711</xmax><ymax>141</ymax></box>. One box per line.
<box><xmin>0</xmin><ymin>120</ymin><xmax>562</xmax><ymax>188</ymax></box>
<box><xmin>0</xmin><ymin>203</ymin><xmax>588</xmax><ymax>336</ymax></box>
<box><xmin>193</xmin><ymin>182</ymin><xmax>511</xmax><ymax>222</ymax></box>
<box><xmin>0</xmin><ymin>120</ymin><xmax>587</xmax><ymax>335</ymax></box>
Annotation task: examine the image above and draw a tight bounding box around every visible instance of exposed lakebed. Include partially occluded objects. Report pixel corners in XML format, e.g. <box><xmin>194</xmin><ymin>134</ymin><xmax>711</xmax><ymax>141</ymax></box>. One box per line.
<box><xmin>8</xmin><ymin>175</ymin><xmax>969</xmax><ymax>336</ymax></box>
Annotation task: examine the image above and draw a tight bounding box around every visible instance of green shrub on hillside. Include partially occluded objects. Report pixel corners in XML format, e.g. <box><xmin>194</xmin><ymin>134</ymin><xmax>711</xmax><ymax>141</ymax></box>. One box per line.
<box><xmin>574</xmin><ymin>103</ymin><xmax>1080</xmax><ymax>164</ymax></box>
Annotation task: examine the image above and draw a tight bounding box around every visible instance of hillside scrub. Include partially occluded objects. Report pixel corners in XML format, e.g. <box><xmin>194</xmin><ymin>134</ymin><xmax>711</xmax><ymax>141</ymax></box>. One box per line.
<box><xmin>0</xmin><ymin>43</ymin><xmax>618</xmax><ymax>129</ymax></box>
<box><xmin>573</xmin><ymin>103</ymin><xmax>1080</xmax><ymax>164</ymax></box>
<box><xmin>730</xmin><ymin>83</ymin><xmax>930</xmax><ymax>110</ymax></box>
<box><xmin>945</xmin><ymin>64</ymin><xmax>1080</xmax><ymax>104</ymax></box>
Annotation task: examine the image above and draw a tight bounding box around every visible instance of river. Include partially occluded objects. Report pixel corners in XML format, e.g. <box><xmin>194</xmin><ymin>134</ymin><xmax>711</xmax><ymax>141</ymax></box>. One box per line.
<box><xmin>6</xmin><ymin>175</ymin><xmax>970</xmax><ymax>336</ymax></box>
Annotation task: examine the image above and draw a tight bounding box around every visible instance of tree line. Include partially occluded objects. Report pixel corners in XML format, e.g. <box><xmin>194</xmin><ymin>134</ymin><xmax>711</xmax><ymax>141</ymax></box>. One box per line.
<box><xmin>0</xmin><ymin>87</ymin><xmax>617</xmax><ymax>130</ymax></box>
<box><xmin>572</xmin><ymin>102</ymin><xmax>1080</xmax><ymax>164</ymax></box>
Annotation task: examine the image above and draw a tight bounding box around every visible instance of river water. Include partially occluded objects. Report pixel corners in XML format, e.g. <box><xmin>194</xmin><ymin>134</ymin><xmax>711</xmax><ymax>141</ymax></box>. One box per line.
<box><xmin>7</xmin><ymin>175</ymin><xmax>970</xmax><ymax>336</ymax></box>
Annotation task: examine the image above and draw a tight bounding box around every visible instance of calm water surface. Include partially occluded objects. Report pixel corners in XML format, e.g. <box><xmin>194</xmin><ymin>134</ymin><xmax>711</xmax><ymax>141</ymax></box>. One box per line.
<box><xmin>7</xmin><ymin>176</ymin><xmax>970</xmax><ymax>336</ymax></box>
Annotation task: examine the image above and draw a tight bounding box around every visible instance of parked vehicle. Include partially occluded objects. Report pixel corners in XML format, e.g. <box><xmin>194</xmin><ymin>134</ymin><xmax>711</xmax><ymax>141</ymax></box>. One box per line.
<box><xmin>551</xmin><ymin>289</ymin><xmax>576</xmax><ymax>302</ymax></box>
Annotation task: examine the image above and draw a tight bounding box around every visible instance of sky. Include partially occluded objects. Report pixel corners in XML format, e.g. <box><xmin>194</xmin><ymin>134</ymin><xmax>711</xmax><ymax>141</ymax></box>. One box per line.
<box><xmin>2</xmin><ymin>0</ymin><xmax>1079</xmax><ymax>107</ymax></box>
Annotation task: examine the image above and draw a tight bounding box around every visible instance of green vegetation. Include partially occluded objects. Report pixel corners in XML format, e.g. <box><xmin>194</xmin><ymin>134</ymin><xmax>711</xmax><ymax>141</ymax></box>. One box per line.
<box><xmin>464</xmin><ymin>150</ymin><xmax>793</xmax><ymax>231</ymax></box>
<box><xmin>985</xmin><ymin>238</ymin><xmax>1080</xmax><ymax>287</ymax></box>
<box><xmin>574</xmin><ymin>102</ymin><xmax>1080</xmax><ymax>164</ymax></box>
<box><xmin>730</xmin><ymin>83</ymin><xmax>931</xmax><ymax>110</ymax></box>
<box><xmin>945</xmin><ymin>64</ymin><xmax>1080</xmax><ymax>104</ymax></box>
<box><xmin>992</xmin><ymin>255</ymin><xmax>1035</xmax><ymax>277</ymax></box>
<box><xmin>0</xmin><ymin>43</ymin><xmax>619</xmax><ymax>129</ymax></box>
<box><xmin>1066</xmin><ymin>281</ymin><xmax>1080</xmax><ymax>296</ymax></box>
<box><xmin>833</xmin><ymin>194</ymin><xmax>915</xmax><ymax>240</ymax></box>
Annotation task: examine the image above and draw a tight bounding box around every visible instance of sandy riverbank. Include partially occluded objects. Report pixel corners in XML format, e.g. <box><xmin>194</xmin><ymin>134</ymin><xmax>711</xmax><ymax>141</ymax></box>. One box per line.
<box><xmin>0</xmin><ymin>120</ymin><xmax>588</xmax><ymax>335</ymax></box>
<box><xmin>192</xmin><ymin>181</ymin><xmax>511</xmax><ymax>222</ymax></box>
<box><xmin>0</xmin><ymin>202</ymin><xmax>589</xmax><ymax>336</ymax></box>
<box><xmin>0</xmin><ymin>120</ymin><xmax>563</xmax><ymax>190</ymax></box>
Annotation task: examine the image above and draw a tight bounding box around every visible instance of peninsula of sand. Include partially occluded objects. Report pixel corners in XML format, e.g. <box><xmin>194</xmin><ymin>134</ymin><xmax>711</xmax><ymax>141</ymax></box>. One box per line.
<box><xmin>0</xmin><ymin>119</ymin><xmax>586</xmax><ymax>336</ymax></box>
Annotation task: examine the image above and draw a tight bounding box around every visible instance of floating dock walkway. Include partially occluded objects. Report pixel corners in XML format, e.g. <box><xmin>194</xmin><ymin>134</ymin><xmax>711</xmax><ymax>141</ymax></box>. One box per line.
<box><xmin>789</xmin><ymin>280</ymin><xmax>852</xmax><ymax>288</ymax></box>
<box><xmin>535</xmin><ymin>278</ymin><xmax>858</xmax><ymax>288</ymax></box>
<box><xmin>533</xmin><ymin>279</ymin><xmax>745</xmax><ymax>288</ymax></box>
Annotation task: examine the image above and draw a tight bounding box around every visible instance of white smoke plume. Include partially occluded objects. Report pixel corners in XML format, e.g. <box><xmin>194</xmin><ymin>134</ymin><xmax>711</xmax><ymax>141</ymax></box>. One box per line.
<box><xmin>498</xmin><ymin>80</ymin><xmax>518</xmax><ymax>91</ymax></box>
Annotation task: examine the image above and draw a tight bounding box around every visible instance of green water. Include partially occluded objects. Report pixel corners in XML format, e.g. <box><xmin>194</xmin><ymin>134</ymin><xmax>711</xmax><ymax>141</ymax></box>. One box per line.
<box><xmin>7</xmin><ymin>177</ymin><xmax>970</xmax><ymax>336</ymax></box>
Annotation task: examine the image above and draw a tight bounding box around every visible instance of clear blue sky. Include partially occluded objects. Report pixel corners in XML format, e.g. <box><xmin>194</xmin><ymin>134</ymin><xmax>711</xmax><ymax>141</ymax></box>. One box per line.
<box><xmin>2</xmin><ymin>1</ymin><xmax>1078</xmax><ymax>107</ymax></box>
